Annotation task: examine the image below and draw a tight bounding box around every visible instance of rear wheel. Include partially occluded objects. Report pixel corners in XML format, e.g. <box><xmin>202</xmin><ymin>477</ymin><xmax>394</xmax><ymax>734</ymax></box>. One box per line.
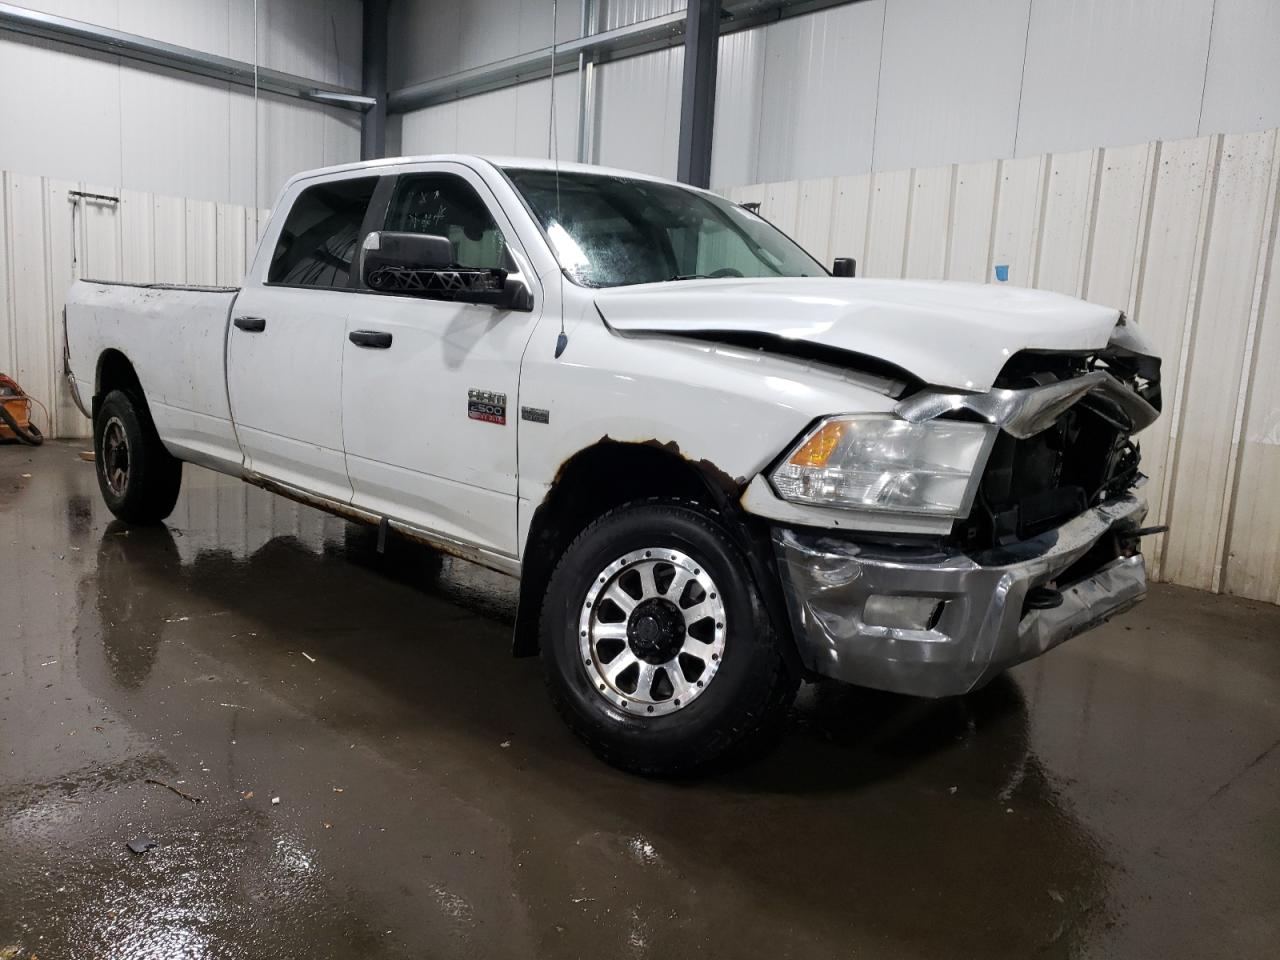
<box><xmin>540</xmin><ymin>499</ymin><xmax>797</xmax><ymax>775</ymax></box>
<box><xmin>93</xmin><ymin>389</ymin><xmax>182</xmax><ymax>524</ymax></box>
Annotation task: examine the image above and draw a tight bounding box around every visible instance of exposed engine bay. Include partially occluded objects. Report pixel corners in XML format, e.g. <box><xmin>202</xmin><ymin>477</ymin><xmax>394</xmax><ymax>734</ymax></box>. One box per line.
<box><xmin>950</xmin><ymin>333</ymin><xmax>1161</xmax><ymax>560</ymax></box>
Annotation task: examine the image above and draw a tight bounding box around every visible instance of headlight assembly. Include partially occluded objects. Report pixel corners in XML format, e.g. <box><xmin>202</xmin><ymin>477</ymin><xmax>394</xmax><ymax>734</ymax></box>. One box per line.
<box><xmin>769</xmin><ymin>416</ymin><xmax>995</xmax><ymax>517</ymax></box>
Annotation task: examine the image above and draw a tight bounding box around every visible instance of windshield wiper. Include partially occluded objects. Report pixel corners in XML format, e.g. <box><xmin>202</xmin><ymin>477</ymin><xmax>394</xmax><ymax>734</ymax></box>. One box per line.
<box><xmin>667</xmin><ymin>273</ymin><xmax>712</xmax><ymax>282</ymax></box>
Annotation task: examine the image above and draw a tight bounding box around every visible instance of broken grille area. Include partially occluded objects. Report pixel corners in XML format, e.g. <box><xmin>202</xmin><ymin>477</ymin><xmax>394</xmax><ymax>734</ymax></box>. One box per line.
<box><xmin>953</xmin><ymin>351</ymin><xmax>1149</xmax><ymax>557</ymax></box>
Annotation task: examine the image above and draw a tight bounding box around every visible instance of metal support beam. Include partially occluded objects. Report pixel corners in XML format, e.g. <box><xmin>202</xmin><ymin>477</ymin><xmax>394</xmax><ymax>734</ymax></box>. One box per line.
<box><xmin>676</xmin><ymin>0</ymin><xmax>719</xmax><ymax>187</ymax></box>
<box><xmin>361</xmin><ymin>0</ymin><xmax>389</xmax><ymax>159</ymax></box>
<box><xmin>0</xmin><ymin>1</ymin><xmax>372</xmax><ymax>111</ymax></box>
<box><xmin>386</xmin><ymin>1</ymin><xmax>865</xmax><ymax>116</ymax></box>
<box><xmin>389</xmin><ymin>11</ymin><xmax>686</xmax><ymax>114</ymax></box>
<box><xmin>575</xmin><ymin>0</ymin><xmax>595</xmax><ymax>163</ymax></box>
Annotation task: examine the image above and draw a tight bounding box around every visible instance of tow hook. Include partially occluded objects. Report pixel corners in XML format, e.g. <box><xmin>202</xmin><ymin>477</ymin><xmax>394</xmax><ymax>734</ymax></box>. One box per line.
<box><xmin>1025</xmin><ymin>585</ymin><xmax>1064</xmax><ymax>610</ymax></box>
<box><xmin>1122</xmin><ymin>525</ymin><xmax>1169</xmax><ymax>541</ymax></box>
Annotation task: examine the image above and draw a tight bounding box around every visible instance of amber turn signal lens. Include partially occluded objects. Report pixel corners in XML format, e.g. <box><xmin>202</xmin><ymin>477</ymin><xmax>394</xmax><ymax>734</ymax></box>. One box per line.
<box><xmin>788</xmin><ymin>420</ymin><xmax>846</xmax><ymax>468</ymax></box>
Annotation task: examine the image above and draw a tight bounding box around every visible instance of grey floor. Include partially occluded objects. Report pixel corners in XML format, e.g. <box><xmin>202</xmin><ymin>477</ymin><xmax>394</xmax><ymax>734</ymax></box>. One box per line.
<box><xmin>2</xmin><ymin>441</ymin><xmax>1278</xmax><ymax>959</ymax></box>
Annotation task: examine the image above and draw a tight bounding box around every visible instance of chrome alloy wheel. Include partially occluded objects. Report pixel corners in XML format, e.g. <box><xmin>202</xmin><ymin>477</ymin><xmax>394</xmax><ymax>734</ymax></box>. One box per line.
<box><xmin>102</xmin><ymin>416</ymin><xmax>131</xmax><ymax>497</ymax></box>
<box><xmin>579</xmin><ymin>548</ymin><xmax>727</xmax><ymax>716</ymax></box>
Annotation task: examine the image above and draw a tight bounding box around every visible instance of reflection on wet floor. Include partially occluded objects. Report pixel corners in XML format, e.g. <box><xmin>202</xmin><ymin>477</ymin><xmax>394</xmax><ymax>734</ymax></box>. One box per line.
<box><xmin>2</xmin><ymin>442</ymin><xmax>1278</xmax><ymax>959</ymax></box>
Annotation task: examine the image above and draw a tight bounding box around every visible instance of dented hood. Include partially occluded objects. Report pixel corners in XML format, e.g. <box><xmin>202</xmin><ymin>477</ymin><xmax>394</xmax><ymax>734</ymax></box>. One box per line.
<box><xmin>593</xmin><ymin>278</ymin><xmax>1123</xmax><ymax>391</ymax></box>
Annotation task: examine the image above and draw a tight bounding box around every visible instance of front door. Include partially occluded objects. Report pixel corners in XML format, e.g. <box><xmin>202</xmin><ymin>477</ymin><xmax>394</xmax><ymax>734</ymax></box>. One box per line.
<box><xmin>340</xmin><ymin>162</ymin><xmax>542</xmax><ymax>557</ymax></box>
<box><xmin>227</xmin><ymin>173</ymin><xmax>381</xmax><ymax>502</ymax></box>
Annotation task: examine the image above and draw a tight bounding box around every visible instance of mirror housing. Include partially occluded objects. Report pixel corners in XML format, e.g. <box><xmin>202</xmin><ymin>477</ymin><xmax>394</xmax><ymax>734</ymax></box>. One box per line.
<box><xmin>361</xmin><ymin>231</ymin><xmax>533</xmax><ymax>311</ymax></box>
<box><xmin>832</xmin><ymin>257</ymin><xmax>856</xmax><ymax>278</ymax></box>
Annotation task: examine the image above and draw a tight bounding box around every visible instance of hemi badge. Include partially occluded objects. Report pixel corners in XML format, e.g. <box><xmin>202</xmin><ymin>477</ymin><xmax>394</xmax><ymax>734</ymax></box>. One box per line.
<box><xmin>521</xmin><ymin>406</ymin><xmax>550</xmax><ymax>424</ymax></box>
<box><xmin>467</xmin><ymin>389</ymin><xmax>507</xmax><ymax>425</ymax></box>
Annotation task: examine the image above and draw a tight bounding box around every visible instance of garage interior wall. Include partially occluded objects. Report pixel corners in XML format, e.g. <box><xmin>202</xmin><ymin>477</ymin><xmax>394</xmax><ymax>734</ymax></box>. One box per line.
<box><xmin>0</xmin><ymin>0</ymin><xmax>364</xmax><ymax>208</ymax></box>
<box><xmin>0</xmin><ymin>1</ymin><xmax>362</xmax><ymax>452</ymax></box>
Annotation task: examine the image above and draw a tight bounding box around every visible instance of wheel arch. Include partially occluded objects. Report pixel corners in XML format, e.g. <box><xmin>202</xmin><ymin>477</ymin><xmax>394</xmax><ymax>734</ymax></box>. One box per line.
<box><xmin>93</xmin><ymin>349</ymin><xmax>145</xmax><ymax>417</ymax></box>
<box><xmin>512</xmin><ymin>439</ymin><xmax>798</xmax><ymax>670</ymax></box>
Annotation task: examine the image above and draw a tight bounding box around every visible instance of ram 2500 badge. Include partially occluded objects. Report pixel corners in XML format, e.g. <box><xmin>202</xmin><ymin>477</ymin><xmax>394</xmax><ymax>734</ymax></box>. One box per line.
<box><xmin>64</xmin><ymin>156</ymin><xmax>1162</xmax><ymax>774</ymax></box>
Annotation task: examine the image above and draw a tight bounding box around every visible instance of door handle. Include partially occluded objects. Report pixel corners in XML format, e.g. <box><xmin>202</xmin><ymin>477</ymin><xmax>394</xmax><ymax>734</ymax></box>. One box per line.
<box><xmin>233</xmin><ymin>315</ymin><xmax>266</xmax><ymax>332</ymax></box>
<box><xmin>348</xmin><ymin>330</ymin><xmax>393</xmax><ymax>349</ymax></box>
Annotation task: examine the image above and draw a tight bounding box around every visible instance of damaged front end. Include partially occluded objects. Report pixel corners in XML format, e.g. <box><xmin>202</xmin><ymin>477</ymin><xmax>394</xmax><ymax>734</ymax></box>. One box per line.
<box><xmin>772</xmin><ymin>321</ymin><xmax>1163</xmax><ymax>697</ymax></box>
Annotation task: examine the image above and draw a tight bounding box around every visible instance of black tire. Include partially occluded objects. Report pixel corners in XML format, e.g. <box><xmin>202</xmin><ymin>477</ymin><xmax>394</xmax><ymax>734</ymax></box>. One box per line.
<box><xmin>540</xmin><ymin>499</ymin><xmax>798</xmax><ymax>776</ymax></box>
<box><xmin>93</xmin><ymin>389</ymin><xmax>182</xmax><ymax>524</ymax></box>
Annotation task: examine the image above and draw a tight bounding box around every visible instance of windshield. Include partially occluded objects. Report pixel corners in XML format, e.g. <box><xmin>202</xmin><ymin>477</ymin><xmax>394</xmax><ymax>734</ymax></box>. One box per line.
<box><xmin>503</xmin><ymin>168</ymin><xmax>826</xmax><ymax>288</ymax></box>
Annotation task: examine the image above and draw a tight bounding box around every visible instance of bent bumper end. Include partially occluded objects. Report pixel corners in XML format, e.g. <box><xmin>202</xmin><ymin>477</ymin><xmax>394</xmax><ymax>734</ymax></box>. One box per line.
<box><xmin>773</xmin><ymin>497</ymin><xmax>1148</xmax><ymax>698</ymax></box>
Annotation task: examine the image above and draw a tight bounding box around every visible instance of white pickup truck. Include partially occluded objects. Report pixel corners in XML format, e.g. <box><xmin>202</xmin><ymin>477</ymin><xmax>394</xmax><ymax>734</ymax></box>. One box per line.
<box><xmin>64</xmin><ymin>155</ymin><xmax>1162</xmax><ymax>774</ymax></box>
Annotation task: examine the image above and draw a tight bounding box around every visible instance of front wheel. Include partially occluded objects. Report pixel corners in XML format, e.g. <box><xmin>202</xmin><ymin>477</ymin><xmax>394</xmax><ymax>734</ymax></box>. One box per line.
<box><xmin>540</xmin><ymin>500</ymin><xmax>798</xmax><ymax>775</ymax></box>
<box><xmin>93</xmin><ymin>389</ymin><xmax>182</xmax><ymax>524</ymax></box>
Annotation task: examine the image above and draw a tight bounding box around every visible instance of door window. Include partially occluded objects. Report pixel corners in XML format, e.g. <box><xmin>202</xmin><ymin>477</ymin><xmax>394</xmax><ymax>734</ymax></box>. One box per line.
<box><xmin>268</xmin><ymin>177</ymin><xmax>379</xmax><ymax>288</ymax></box>
<box><xmin>384</xmin><ymin>174</ymin><xmax>512</xmax><ymax>271</ymax></box>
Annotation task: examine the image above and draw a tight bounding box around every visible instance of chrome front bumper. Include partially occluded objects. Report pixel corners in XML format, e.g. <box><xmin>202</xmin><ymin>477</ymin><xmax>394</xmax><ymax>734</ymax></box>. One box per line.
<box><xmin>773</xmin><ymin>496</ymin><xmax>1148</xmax><ymax>698</ymax></box>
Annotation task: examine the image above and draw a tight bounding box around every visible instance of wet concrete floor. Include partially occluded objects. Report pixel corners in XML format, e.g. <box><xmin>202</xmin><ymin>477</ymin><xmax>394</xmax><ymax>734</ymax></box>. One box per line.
<box><xmin>1</xmin><ymin>441</ymin><xmax>1278</xmax><ymax>958</ymax></box>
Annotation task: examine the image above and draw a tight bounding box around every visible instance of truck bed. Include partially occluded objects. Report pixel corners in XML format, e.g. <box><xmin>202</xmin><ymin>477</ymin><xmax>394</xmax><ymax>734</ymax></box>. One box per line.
<box><xmin>65</xmin><ymin>278</ymin><xmax>242</xmax><ymax>470</ymax></box>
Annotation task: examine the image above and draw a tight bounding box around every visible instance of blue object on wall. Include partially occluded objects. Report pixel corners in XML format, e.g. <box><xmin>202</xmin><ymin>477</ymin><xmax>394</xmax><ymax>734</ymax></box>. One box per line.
<box><xmin>995</xmin><ymin>264</ymin><xmax>1009</xmax><ymax>282</ymax></box>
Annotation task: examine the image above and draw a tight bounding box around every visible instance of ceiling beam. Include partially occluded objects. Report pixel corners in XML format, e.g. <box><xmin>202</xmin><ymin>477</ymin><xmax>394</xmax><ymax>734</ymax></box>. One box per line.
<box><xmin>0</xmin><ymin>2</ymin><xmax>373</xmax><ymax>111</ymax></box>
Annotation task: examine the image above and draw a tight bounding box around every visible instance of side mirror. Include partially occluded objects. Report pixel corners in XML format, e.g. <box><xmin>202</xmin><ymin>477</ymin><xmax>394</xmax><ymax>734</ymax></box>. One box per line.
<box><xmin>360</xmin><ymin>231</ymin><xmax>533</xmax><ymax>311</ymax></box>
<box><xmin>832</xmin><ymin>257</ymin><xmax>856</xmax><ymax>278</ymax></box>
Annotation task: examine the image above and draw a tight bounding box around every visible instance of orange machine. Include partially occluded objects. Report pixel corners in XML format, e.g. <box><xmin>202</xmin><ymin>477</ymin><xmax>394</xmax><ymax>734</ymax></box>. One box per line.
<box><xmin>0</xmin><ymin>374</ymin><xmax>44</xmax><ymax>445</ymax></box>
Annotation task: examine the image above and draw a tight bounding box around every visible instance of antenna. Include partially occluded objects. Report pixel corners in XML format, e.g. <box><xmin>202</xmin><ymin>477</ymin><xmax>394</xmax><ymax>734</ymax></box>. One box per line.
<box><xmin>550</xmin><ymin>0</ymin><xmax>569</xmax><ymax>359</ymax></box>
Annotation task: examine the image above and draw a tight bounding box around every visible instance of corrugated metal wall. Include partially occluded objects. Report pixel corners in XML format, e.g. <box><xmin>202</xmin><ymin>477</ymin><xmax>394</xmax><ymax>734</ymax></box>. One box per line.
<box><xmin>388</xmin><ymin>0</ymin><xmax>683</xmax><ymax>90</ymax></box>
<box><xmin>0</xmin><ymin>170</ymin><xmax>266</xmax><ymax>442</ymax></box>
<box><xmin>727</xmin><ymin>128</ymin><xmax>1280</xmax><ymax>605</ymax></box>
<box><xmin>712</xmin><ymin>0</ymin><xmax>1280</xmax><ymax>185</ymax></box>
<box><xmin>396</xmin><ymin>0</ymin><xmax>1280</xmax><ymax>187</ymax></box>
<box><xmin>0</xmin><ymin>0</ymin><xmax>363</xmax><ymax>207</ymax></box>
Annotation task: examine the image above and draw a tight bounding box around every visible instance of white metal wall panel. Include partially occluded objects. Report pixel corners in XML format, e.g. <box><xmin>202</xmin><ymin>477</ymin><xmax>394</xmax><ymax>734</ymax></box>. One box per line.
<box><xmin>152</xmin><ymin>197</ymin><xmax>188</xmax><ymax>284</ymax></box>
<box><xmin>1015</xmin><ymin>0</ymin><xmax>1215</xmax><ymax>158</ymax></box>
<box><xmin>863</xmin><ymin>168</ymin><xmax>912</xmax><ymax>279</ymax></box>
<box><xmin>946</xmin><ymin>160</ymin><xmax>999</xmax><ymax>282</ymax></box>
<box><xmin>4</xmin><ymin>174</ymin><xmax>55</xmax><ymax>440</ymax></box>
<box><xmin>710</xmin><ymin>27</ymin><xmax>767</xmax><ymax>190</ymax></box>
<box><xmin>79</xmin><ymin>185</ymin><xmax>123</xmax><ymax>284</ymax></box>
<box><xmin>1199</xmin><ymin>0</ymin><xmax>1280</xmax><ymax>137</ymax></box>
<box><xmin>903</xmin><ymin>165</ymin><xmax>954</xmax><ymax>281</ymax></box>
<box><xmin>989</xmin><ymin>155</ymin><xmax>1045</xmax><ymax>287</ymax></box>
<box><xmin>119</xmin><ymin>65</ymin><xmax>234</xmax><ymax>204</ymax></box>
<box><xmin>1160</xmin><ymin>131</ymin><xmax>1278</xmax><ymax>591</ymax></box>
<box><xmin>702</xmin><ymin>0</ymin><xmax>1278</xmax><ymax>188</ymax></box>
<box><xmin>597</xmin><ymin>0</ymin><xmax>685</xmax><ymax>32</ymax></box>
<box><xmin>0</xmin><ymin>35</ymin><xmax>123</xmax><ymax>189</ymax></box>
<box><xmin>828</xmin><ymin>174</ymin><xmax>873</xmax><ymax>272</ymax></box>
<box><xmin>0</xmin><ymin>1</ymin><xmax>362</xmax><ymax>208</ymax></box>
<box><xmin>388</xmin><ymin>0</ymin><xmax>582</xmax><ymax>89</ymax></box>
<box><xmin>401</xmin><ymin>102</ymin><xmax>461</xmax><ymax>155</ymax></box>
<box><xmin>753</xmin><ymin>1</ymin><xmax>883</xmax><ymax>184</ymax></box>
<box><xmin>1126</xmin><ymin>136</ymin><xmax>1214</xmax><ymax>580</ymax></box>
<box><xmin>0</xmin><ymin>176</ymin><xmax>11</xmax><ymax>383</ymax></box>
<box><xmin>593</xmin><ymin>46</ymin><xmax>682</xmax><ymax>178</ymax></box>
<box><xmin>872</xmin><ymin>0</ymin><xmax>1029</xmax><ymax>172</ymax></box>
<box><xmin>45</xmin><ymin>180</ymin><xmax>79</xmax><ymax>437</ymax></box>
<box><xmin>119</xmin><ymin>190</ymin><xmax>156</xmax><ymax>284</ymax></box>
<box><xmin>759</xmin><ymin>180</ymin><xmax>800</xmax><ymax>238</ymax></box>
<box><xmin>1082</xmin><ymin>142</ymin><xmax>1154</xmax><ymax>311</ymax></box>
<box><xmin>398</xmin><ymin>73</ymin><xmax>580</xmax><ymax>161</ymax></box>
<box><xmin>1034</xmin><ymin>149</ymin><xmax>1098</xmax><ymax>296</ymax></box>
<box><xmin>186</xmin><ymin>201</ymin><xmax>219</xmax><ymax>285</ymax></box>
<box><xmin>1225</xmin><ymin>171</ymin><xmax>1280</xmax><ymax>603</ymax></box>
<box><xmin>794</xmin><ymin>179</ymin><xmax>835</xmax><ymax>267</ymax></box>
<box><xmin>216</xmin><ymin>203</ymin><xmax>248</xmax><ymax>286</ymax></box>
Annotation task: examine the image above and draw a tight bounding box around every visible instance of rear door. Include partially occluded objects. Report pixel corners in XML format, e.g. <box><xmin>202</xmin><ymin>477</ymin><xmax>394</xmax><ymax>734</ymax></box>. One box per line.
<box><xmin>227</xmin><ymin>172</ymin><xmax>383</xmax><ymax>501</ymax></box>
<box><xmin>340</xmin><ymin>161</ymin><xmax>542</xmax><ymax>557</ymax></box>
